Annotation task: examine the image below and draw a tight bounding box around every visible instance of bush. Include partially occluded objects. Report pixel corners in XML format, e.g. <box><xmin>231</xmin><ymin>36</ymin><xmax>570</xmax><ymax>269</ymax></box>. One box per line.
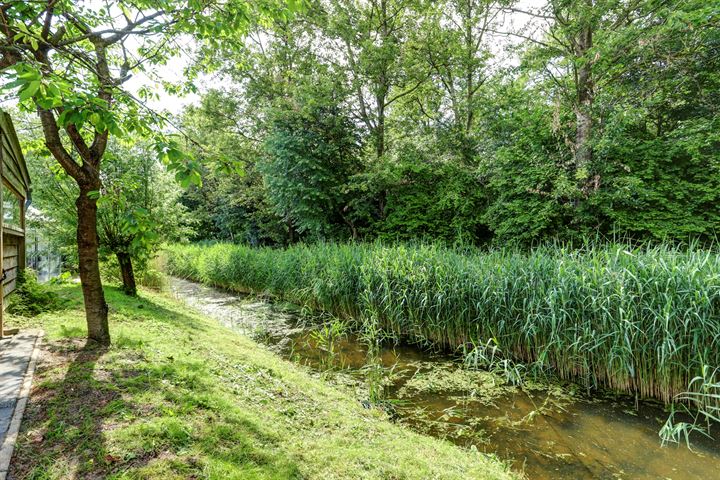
<box><xmin>7</xmin><ymin>269</ymin><xmax>66</xmax><ymax>317</ymax></box>
<box><xmin>138</xmin><ymin>268</ymin><xmax>167</xmax><ymax>290</ymax></box>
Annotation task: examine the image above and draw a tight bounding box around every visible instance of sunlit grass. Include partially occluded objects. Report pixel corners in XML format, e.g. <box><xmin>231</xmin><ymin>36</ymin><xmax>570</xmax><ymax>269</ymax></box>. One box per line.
<box><xmin>8</xmin><ymin>283</ymin><xmax>513</xmax><ymax>480</ymax></box>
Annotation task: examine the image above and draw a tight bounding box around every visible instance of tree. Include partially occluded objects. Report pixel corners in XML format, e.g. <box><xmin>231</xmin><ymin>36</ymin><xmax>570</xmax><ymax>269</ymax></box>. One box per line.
<box><xmin>262</xmin><ymin>92</ymin><xmax>361</xmax><ymax>238</ymax></box>
<box><xmin>98</xmin><ymin>142</ymin><xmax>192</xmax><ymax>295</ymax></box>
<box><xmin>498</xmin><ymin>1</ymin><xmax>664</xmax><ymax>184</ymax></box>
<box><xmin>414</xmin><ymin>0</ymin><xmax>504</xmax><ymax>163</ymax></box>
<box><xmin>0</xmin><ymin>0</ymin><xmax>295</xmax><ymax>344</ymax></box>
<box><xmin>180</xmin><ymin>90</ymin><xmax>290</xmax><ymax>245</ymax></box>
<box><xmin>23</xmin><ymin>132</ymin><xmax>192</xmax><ymax>296</ymax></box>
<box><xmin>165</xmin><ymin>0</ymin><xmax>719</xmax><ymax>247</ymax></box>
<box><xmin>326</xmin><ymin>0</ymin><xmax>427</xmax><ymax>159</ymax></box>
<box><xmin>479</xmin><ymin>0</ymin><xmax>720</xmax><ymax>243</ymax></box>
<box><xmin>589</xmin><ymin>0</ymin><xmax>720</xmax><ymax>241</ymax></box>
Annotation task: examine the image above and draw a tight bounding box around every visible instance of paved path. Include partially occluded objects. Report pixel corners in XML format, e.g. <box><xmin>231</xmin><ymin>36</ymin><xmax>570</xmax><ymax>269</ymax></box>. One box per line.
<box><xmin>0</xmin><ymin>330</ymin><xmax>42</xmax><ymax>480</ymax></box>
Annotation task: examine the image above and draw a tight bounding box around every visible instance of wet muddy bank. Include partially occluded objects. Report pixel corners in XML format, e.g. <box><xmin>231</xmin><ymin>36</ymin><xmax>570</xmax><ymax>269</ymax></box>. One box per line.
<box><xmin>168</xmin><ymin>277</ymin><xmax>720</xmax><ymax>480</ymax></box>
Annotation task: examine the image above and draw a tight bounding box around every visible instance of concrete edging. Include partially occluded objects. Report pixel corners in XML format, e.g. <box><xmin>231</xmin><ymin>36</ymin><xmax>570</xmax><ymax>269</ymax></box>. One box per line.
<box><xmin>0</xmin><ymin>331</ymin><xmax>43</xmax><ymax>480</ymax></box>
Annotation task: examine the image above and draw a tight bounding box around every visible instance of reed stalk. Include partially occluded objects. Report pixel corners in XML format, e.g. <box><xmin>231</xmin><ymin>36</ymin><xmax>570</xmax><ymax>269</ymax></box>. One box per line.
<box><xmin>165</xmin><ymin>241</ymin><xmax>720</xmax><ymax>409</ymax></box>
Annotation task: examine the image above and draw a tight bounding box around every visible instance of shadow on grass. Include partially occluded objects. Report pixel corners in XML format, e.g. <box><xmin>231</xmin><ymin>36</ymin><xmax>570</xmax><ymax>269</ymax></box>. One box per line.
<box><xmin>105</xmin><ymin>285</ymin><xmax>215</xmax><ymax>335</ymax></box>
<box><xmin>10</xmin><ymin>340</ymin><xmax>115</xmax><ymax>478</ymax></box>
<box><xmin>10</xmin><ymin>287</ymin><xmax>304</xmax><ymax>479</ymax></box>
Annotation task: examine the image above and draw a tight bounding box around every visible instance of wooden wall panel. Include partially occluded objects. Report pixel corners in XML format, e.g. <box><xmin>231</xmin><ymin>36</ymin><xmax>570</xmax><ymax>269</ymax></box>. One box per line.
<box><xmin>3</xmin><ymin>244</ymin><xmax>17</xmax><ymax>259</ymax></box>
<box><xmin>2</xmin><ymin>233</ymin><xmax>21</xmax><ymax>302</ymax></box>
<box><xmin>0</xmin><ymin>111</ymin><xmax>31</xmax><ymax>325</ymax></box>
<box><xmin>3</xmin><ymin>279</ymin><xmax>16</xmax><ymax>297</ymax></box>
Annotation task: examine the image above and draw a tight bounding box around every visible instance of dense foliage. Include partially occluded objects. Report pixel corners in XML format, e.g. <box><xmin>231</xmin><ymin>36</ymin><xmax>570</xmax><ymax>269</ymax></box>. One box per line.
<box><xmin>180</xmin><ymin>0</ymin><xmax>719</xmax><ymax>246</ymax></box>
<box><xmin>6</xmin><ymin>269</ymin><xmax>65</xmax><ymax>317</ymax></box>
<box><xmin>262</xmin><ymin>101</ymin><xmax>361</xmax><ymax>239</ymax></box>
<box><xmin>166</xmin><ymin>242</ymin><xmax>720</xmax><ymax>408</ymax></box>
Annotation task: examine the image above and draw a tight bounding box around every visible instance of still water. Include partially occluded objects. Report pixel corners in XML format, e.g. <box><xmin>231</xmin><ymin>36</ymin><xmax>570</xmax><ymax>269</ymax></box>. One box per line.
<box><xmin>169</xmin><ymin>277</ymin><xmax>720</xmax><ymax>480</ymax></box>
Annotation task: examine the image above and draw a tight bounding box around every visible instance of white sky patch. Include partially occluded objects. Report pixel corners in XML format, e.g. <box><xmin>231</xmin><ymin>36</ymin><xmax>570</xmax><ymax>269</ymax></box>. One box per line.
<box><xmin>122</xmin><ymin>46</ymin><xmax>202</xmax><ymax>116</ymax></box>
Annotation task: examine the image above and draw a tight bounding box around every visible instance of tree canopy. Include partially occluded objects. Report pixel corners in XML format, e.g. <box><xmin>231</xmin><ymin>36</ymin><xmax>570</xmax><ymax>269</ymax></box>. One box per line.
<box><xmin>178</xmin><ymin>0</ymin><xmax>719</xmax><ymax>247</ymax></box>
<box><xmin>0</xmin><ymin>0</ymin><xmax>300</xmax><ymax>343</ymax></box>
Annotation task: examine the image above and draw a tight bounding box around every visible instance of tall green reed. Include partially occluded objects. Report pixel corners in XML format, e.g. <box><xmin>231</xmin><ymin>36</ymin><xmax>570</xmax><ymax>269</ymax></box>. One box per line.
<box><xmin>165</xmin><ymin>241</ymin><xmax>720</xmax><ymax>409</ymax></box>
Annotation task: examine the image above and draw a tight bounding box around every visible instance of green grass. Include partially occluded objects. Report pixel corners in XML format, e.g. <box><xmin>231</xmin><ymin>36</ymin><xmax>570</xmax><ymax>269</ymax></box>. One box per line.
<box><xmin>7</xmin><ymin>283</ymin><xmax>514</xmax><ymax>480</ymax></box>
<box><xmin>165</xmin><ymin>242</ymin><xmax>720</xmax><ymax>407</ymax></box>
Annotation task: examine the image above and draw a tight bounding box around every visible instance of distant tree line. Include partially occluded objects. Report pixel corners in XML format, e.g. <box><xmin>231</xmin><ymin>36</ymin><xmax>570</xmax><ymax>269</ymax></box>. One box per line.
<box><xmin>182</xmin><ymin>0</ymin><xmax>719</xmax><ymax>246</ymax></box>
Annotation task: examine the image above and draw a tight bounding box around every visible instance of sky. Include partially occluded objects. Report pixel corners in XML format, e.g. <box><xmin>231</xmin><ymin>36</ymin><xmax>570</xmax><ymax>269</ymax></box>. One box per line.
<box><xmin>123</xmin><ymin>52</ymin><xmax>199</xmax><ymax>116</ymax></box>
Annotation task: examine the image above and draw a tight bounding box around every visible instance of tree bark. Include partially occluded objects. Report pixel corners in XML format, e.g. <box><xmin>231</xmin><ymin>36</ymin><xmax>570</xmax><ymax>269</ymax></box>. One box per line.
<box><xmin>287</xmin><ymin>218</ymin><xmax>296</xmax><ymax>244</ymax></box>
<box><xmin>76</xmin><ymin>187</ymin><xmax>110</xmax><ymax>345</ymax></box>
<box><xmin>375</xmin><ymin>101</ymin><xmax>386</xmax><ymax>159</ymax></box>
<box><xmin>575</xmin><ymin>74</ymin><xmax>593</xmax><ymax>173</ymax></box>
<box><xmin>574</xmin><ymin>21</ymin><xmax>593</xmax><ymax>177</ymax></box>
<box><xmin>116</xmin><ymin>251</ymin><xmax>137</xmax><ymax>297</ymax></box>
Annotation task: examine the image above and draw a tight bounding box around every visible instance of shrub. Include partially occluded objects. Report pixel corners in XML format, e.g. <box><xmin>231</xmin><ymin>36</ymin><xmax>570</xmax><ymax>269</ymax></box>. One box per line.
<box><xmin>100</xmin><ymin>257</ymin><xmax>168</xmax><ymax>291</ymax></box>
<box><xmin>7</xmin><ymin>269</ymin><xmax>66</xmax><ymax>317</ymax></box>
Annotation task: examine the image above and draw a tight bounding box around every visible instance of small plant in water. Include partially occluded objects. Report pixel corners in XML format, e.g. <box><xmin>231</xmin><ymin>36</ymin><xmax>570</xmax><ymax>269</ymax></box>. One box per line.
<box><xmin>309</xmin><ymin>318</ymin><xmax>348</xmax><ymax>369</ymax></box>
<box><xmin>461</xmin><ymin>338</ymin><xmax>529</xmax><ymax>386</ymax></box>
<box><xmin>661</xmin><ymin>365</ymin><xmax>720</xmax><ymax>447</ymax></box>
<box><xmin>358</xmin><ymin>312</ymin><xmax>399</xmax><ymax>405</ymax></box>
<box><xmin>360</xmin><ymin>351</ymin><xmax>401</xmax><ymax>417</ymax></box>
<box><xmin>250</xmin><ymin>325</ymin><xmax>275</xmax><ymax>344</ymax></box>
<box><xmin>362</xmin><ymin>354</ymin><xmax>387</xmax><ymax>404</ymax></box>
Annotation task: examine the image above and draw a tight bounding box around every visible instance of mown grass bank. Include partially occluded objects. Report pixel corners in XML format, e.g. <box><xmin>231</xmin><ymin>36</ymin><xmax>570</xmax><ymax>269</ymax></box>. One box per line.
<box><xmin>7</xmin><ymin>284</ymin><xmax>513</xmax><ymax>480</ymax></box>
<box><xmin>165</xmin><ymin>242</ymin><xmax>720</xmax><ymax>405</ymax></box>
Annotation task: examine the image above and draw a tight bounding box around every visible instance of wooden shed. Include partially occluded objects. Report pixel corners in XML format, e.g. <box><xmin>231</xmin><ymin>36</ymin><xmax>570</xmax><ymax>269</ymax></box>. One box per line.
<box><xmin>0</xmin><ymin>111</ymin><xmax>31</xmax><ymax>338</ymax></box>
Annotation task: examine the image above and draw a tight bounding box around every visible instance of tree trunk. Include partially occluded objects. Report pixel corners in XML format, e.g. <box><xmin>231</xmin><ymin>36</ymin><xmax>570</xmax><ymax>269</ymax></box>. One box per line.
<box><xmin>287</xmin><ymin>217</ymin><xmax>296</xmax><ymax>244</ymax></box>
<box><xmin>375</xmin><ymin>107</ymin><xmax>385</xmax><ymax>159</ymax></box>
<box><xmin>116</xmin><ymin>251</ymin><xmax>137</xmax><ymax>296</ymax></box>
<box><xmin>574</xmin><ymin>24</ymin><xmax>593</xmax><ymax>177</ymax></box>
<box><xmin>76</xmin><ymin>187</ymin><xmax>110</xmax><ymax>345</ymax></box>
<box><xmin>575</xmin><ymin>76</ymin><xmax>593</xmax><ymax>174</ymax></box>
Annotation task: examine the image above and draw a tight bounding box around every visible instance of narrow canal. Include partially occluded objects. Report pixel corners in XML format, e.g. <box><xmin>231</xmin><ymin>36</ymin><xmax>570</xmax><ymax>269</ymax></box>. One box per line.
<box><xmin>169</xmin><ymin>277</ymin><xmax>720</xmax><ymax>480</ymax></box>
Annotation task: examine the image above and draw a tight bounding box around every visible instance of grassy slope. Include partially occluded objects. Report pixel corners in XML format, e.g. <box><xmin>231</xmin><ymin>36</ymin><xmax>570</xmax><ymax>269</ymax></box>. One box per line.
<box><xmin>7</xmin><ymin>284</ymin><xmax>514</xmax><ymax>480</ymax></box>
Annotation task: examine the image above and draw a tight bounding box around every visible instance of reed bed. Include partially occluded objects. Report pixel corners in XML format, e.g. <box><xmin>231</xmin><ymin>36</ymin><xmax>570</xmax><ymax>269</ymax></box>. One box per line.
<box><xmin>165</xmin><ymin>242</ymin><xmax>720</xmax><ymax>405</ymax></box>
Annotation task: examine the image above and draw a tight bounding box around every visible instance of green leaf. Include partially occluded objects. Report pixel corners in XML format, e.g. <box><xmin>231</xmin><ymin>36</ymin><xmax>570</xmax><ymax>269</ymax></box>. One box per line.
<box><xmin>18</xmin><ymin>80</ymin><xmax>40</xmax><ymax>102</ymax></box>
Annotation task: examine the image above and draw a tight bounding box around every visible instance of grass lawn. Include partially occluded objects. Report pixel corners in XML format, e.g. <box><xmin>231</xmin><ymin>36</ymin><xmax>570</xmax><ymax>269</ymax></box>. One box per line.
<box><xmin>6</xmin><ymin>283</ymin><xmax>515</xmax><ymax>480</ymax></box>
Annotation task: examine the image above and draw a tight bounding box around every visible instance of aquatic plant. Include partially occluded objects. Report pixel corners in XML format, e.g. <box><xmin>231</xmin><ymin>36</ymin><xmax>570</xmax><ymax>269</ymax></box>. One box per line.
<box><xmin>311</xmin><ymin>319</ymin><xmax>347</xmax><ymax>349</ymax></box>
<box><xmin>661</xmin><ymin>365</ymin><xmax>720</xmax><ymax>445</ymax></box>
<box><xmin>362</xmin><ymin>354</ymin><xmax>389</xmax><ymax>405</ymax></box>
<box><xmin>461</xmin><ymin>339</ymin><xmax>529</xmax><ymax>387</ymax></box>
<box><xmin>165</xmin><ymin>241</ymin><xmax>720</xmax><ymax>412</ymax></box>
<box><xmin>309</xmin><ymin>318</ymin><xmax>349</xmax><ymax>369</ymax></box>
